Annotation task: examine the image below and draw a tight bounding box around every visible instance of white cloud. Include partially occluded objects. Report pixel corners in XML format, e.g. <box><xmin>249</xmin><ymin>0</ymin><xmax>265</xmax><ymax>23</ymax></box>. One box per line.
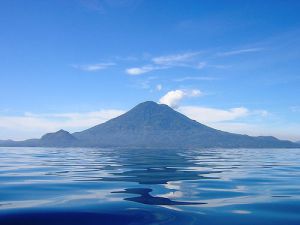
<box><xmin>126</xmin><ymin>66</ymin><xmax>153</xmax><ymax>75</ymax></box>
<box><xmin>290</xmin><ymin>106</ymin><xmax>300</xmax><ymax>112</ymax></box>
<box><xmin>217</xmin><ymin>48</ymin><xmax>263</xmax><ymax>57</ymax></box>
<box><xmin>80</xmin><ymin>0</ymin><xmax>140</xmax><ymax>13</ymax></box>
<box><xmin>80</xmin><ymin>0</ymin><xmax>105</xmax><ymax>13</ymax></box>
<box><xmin>173</xmin><ymin>76</ymin><xmax>216</xmax><ymax>82</ymax></box>
<box><xmin>252</xmin><ymin>110</ymin><xmax>269</xmax><ymax>117</ymax></box>
<box><xmin>178</xmin><ymin>106</ymin><xmax>249</xmax><ymax>123</ymax></box>
<box><xmin>205</xmin><ymin>121</ymin><xmax>300</xmax><ymax>142</ymax></box>
<box><xmin>152</xmin><ymin>52</ymin><xmax>200</xmax><ymax>66</ymax></box>
<box><xmin>159</xmin><ymin>90</ymin><xmax>186</xmax><ymax>108</ymax></box>
<box><xmin>1</xmin><ymin>106</ymin><xmax>299</xmax><ymax>142</ymax></box>
<box><xmin>73</xmin><ymin>62</ymin><xmax>115</xmax><ymax>72</ymax></box>
<box><xmin>156</xmin><ymin>84</ymin><xmax>162</xmax><ymax>91</ymax></box>
<box><xmin>0</xmin><ymin>109</ymin><xmax>125</xmax><ymax>140</ymax></box>
<box><xmin>175</xmin><ymin>105</ymin><xmax>300</xmax><ymax>140</ymax></box>
<box><xmin>125</xmin><ymin>65</ymin><xmax>166</xmax><ymax>75</ymax></box>
<box><xmin>159</xmin><ymin>89</ymin><xmax>202</xmax><ymax>108</ymax></box>
<box><xmin>196</xmin><ymin>62</ymin><xmax>207</xmax><ymax>69</ymax></box>
<box><xmin>125</xmin><ymin>52</ymin><xmax>205</xmax><ymax>75</ymax></box>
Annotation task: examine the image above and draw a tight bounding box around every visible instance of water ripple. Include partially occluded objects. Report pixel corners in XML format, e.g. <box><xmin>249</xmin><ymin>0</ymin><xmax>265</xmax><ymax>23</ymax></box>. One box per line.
<box><xmin>0</xmin><ymin>147</ymin><xmax>300</xmax><ymax>225</ymax></box>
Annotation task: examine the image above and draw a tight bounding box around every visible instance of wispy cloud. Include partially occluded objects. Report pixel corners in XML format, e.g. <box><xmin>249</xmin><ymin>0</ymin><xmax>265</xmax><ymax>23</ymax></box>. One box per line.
<box><xmin>156</xmin><ymin>84</ymin><xmax>162</xmax><ymax>91</ymax></box>
<box><xmin>217</xmin><ymin>48</ymin><xmax>263</xmax><ymax>57</ymax></box>
<box><xmin>152</xmin><ymin>52</ymin><xmax>200</xmax><ymax>66</ymax></box>
<box><xmin>80</xmin><ymin>0</ymin><xmax>141</xmax><ymax>13</ymax></box>
<box><xmin>174</xmin><ymin>105</ymin><xmax>297</xmax><ymax>140</ymax></box>
<box><xmin>80</xmin><ymin>0</ymin><xmax>105</xmax><ymax>13</ymax></box>
<box><xmin>124</xmin><ymin>46</ymin><xmax>264</xmax><ymax>76</ymax></box>
<box><xmin>0</xmin><ymin>109</ymin><xmax>125</xmax><ymax>140</ymax></box>
<box><xmin>196</xmin><ymin>61</ymin><xmax>207</xmax><ymax>69</ymax></box>
<box><xmin>159</xmin><ymin>89</ymin><xmax>202</xmax><ymax>108</ymax></box>
<box><xmin>178</xmin><ymin>106</ymin><xmax>249</xmax><ymax>123</ymax></box>
<box><xmin>125</xmin><ymin>52</ymin><xmax>205</xmax><ymax>75</ymax></box>
<box><xmin>290</xmin><ymin>106</ymin><xmax>300</xmax><ymax>112</ymax></box>
<box><xmin>72</xmin><ymin>62</ymin><xmax>115</xmax><ymax>72</ymax></box>
<box><xmin>202</xmin><ymin>121</ymin><xmax>300</xmax><ymax>141</ymax></box>
<box><xmin>173</xmin><ymin>76</ymin><xmax>216</xmax><ymax>82</ymax></box>
<box><xmin>126</xmin><ymin>65</ymin><xmax>166</xmax><ymax>75</ymax></box>
<box><xmin>128</xmin><ymin>76</ymin><xmax>159</xmax><ymax>90</ymax></box>
<box><xmin>178</xmin><ymin>106</ymin><xmax>270</xmax><ymax>123</ymax></box>
<box><xmin>252</xmin><ymin>110</ymin><xmax>269</xmax><ymax>117</ymax></box>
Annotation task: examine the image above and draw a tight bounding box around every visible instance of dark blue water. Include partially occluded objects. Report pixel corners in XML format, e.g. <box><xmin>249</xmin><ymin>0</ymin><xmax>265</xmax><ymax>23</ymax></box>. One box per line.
<box><xmin>0</xmin><ymin>147</ymin><xmax>300</xmax><ymax>225</ymax></box>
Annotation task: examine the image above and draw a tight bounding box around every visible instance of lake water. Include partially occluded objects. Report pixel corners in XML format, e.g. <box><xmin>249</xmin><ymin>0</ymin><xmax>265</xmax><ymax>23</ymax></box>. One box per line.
<box><xmin>0</xmin><ymin>147</ymin><xmax>300</xmax><ymax>225</ymax></box>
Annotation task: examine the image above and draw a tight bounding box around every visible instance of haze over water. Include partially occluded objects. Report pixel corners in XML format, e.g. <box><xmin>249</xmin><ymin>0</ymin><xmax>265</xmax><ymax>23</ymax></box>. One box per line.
<box><xmin>0</xmin><ymin>147</ymin><xmax>300</xmax><ymax>225</ymax></box>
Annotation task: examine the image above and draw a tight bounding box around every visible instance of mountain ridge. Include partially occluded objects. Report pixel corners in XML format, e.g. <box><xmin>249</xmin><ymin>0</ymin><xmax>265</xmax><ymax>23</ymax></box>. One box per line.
<box><xmin>0</xmin><ymin>101</ymin><xmax>299</xmax><ymax>148</ymax></box>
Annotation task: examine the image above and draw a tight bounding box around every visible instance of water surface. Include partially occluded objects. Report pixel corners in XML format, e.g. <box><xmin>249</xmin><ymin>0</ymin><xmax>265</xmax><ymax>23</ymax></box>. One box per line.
<box><xmin>0</xmin><ymin>147</ymin><xmax>300</xmax><ymax>224</ymax></box>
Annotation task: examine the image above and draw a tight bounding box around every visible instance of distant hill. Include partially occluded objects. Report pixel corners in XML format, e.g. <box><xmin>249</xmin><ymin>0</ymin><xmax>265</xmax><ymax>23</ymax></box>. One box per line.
<box><xmin>0</xmin><ymin>101</ymin><xmax>299</xmax><ymax>148</ymax></box>
<box><xmin>40</xmin><ymin>129</ymin><xmax>79</xmax><ymax>147</ymax></box>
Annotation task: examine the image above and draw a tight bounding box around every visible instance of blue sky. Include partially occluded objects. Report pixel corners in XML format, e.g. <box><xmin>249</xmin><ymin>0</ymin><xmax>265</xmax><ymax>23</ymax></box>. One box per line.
<box><xmin>0</xmin><ymin>0</ymin><xmax>300</xmax><ymax>141</ymax></box>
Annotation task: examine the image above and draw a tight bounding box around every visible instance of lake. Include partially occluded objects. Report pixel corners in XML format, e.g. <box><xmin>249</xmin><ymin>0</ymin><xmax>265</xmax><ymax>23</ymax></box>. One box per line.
<box><xmin>0</xmin><ymin>147</ymin><xmax>300</xmax><ymax>225</ymax></box>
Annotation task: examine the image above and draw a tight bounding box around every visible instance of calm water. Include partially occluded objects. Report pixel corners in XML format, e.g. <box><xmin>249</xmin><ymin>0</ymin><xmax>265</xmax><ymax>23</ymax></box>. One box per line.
<box><xmin>0</xmin><ymin>147</ymin><xmax>300</xmax><ymax>225</ymax></box>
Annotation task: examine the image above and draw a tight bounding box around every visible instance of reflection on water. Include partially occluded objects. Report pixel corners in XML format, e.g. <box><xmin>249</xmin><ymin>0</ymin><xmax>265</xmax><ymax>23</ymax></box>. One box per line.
<box><xmin>0</xmin><ymin>147</ymin><xmax>300</xmax><ymax>224</ymax></box>
<box><xmin>112</xmin><ymin>188</ymin><xmax>204</xmax><ymax>205</ymax></box>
